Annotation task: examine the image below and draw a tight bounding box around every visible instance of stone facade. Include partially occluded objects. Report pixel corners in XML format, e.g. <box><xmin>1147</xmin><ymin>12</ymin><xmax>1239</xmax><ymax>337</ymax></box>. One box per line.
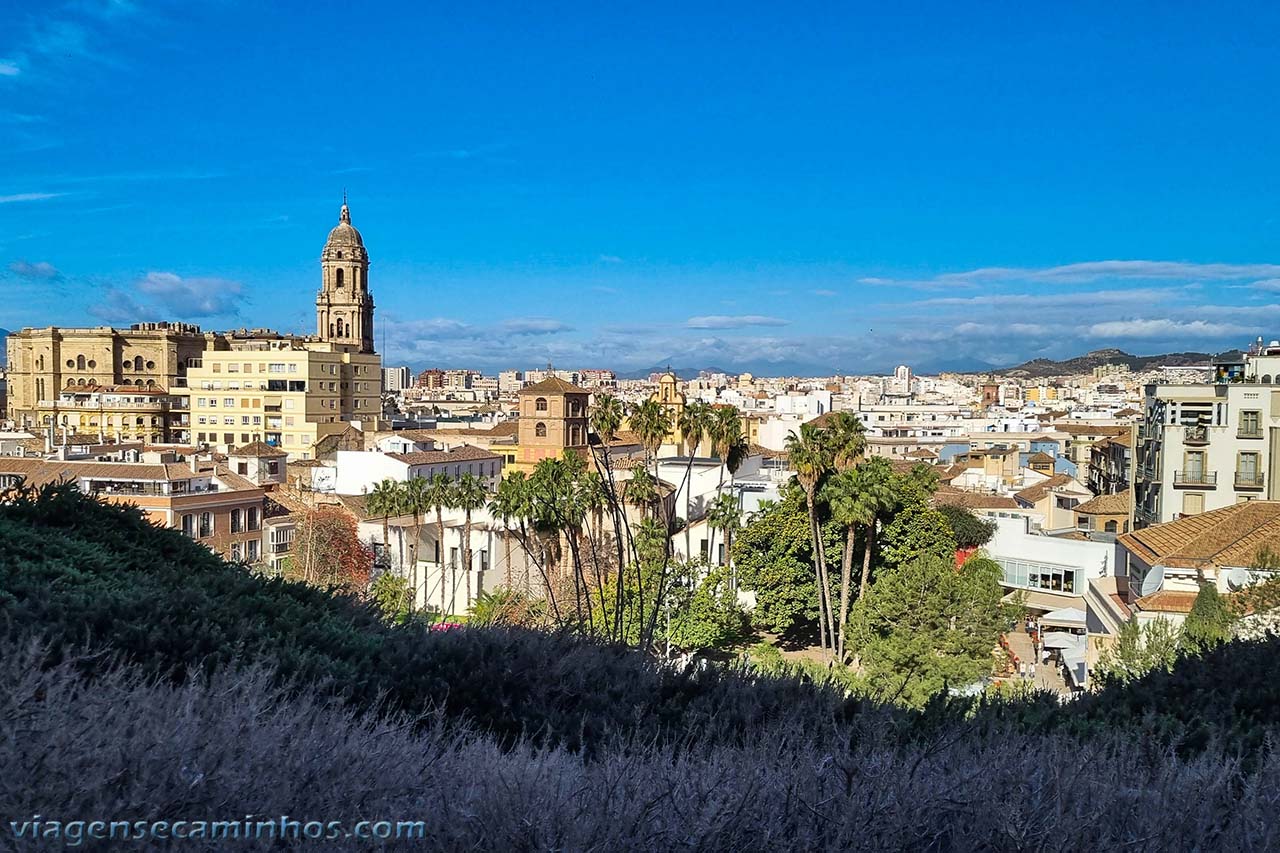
<box><xmin>316</xmin><ymin>199</ymin><xmax>375</xmax><ymax>354</ymax></box>
<box><xmin>4</xmin><ymin>322</ymin><xmax>221</xmax><ymax>434</ymax></box>
<box><xmin>514</xmin><ymin>377</ymin><xmax>590</xmax><ymax>469</ymax></box>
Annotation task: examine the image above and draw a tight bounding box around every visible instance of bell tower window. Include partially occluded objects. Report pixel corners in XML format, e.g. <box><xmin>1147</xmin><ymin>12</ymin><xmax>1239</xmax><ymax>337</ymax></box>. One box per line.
<box><xmin>336</xmin><ymin>268</ymin><xmax>344</xmax><ymax>288</ymax></box>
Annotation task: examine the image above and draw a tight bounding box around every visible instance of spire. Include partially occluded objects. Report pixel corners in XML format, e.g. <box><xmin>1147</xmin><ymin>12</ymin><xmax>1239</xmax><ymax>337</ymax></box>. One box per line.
<box><xmin>339</xmin><ymin>191</ymin><xmax>350</xmax><ymax>224</ymax></box>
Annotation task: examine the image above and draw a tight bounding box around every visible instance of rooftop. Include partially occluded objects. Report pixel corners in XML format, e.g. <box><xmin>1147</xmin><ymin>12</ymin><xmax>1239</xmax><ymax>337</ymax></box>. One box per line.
<box><xmin>1118</xmin><ymin>501</ymin><xmax>1280</xmax><ymax>570</ymax></box>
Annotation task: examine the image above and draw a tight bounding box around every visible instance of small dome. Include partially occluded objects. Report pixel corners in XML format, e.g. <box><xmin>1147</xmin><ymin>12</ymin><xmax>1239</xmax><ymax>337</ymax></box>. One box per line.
<box><xmin>325</xmin><ymin>201</ymin><xmax>364</xmax><ymax>249</ymax></box>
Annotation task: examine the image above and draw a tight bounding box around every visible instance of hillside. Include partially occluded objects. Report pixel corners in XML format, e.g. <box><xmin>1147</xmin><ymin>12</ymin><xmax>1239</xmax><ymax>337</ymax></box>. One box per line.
<box><xmin>992</xmin><ymin>347</ymin><xmax>1230</xmax><ymax>378</ymax></box>
<box><xmin>5</xmin><ymin>485</ymin><xmax>1280</xmax><ymax>848</ymax></box>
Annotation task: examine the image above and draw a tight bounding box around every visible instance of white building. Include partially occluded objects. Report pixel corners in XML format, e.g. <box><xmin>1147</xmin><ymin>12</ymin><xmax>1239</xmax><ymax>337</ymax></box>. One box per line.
<box><xmin>382</xmin><ymin>366</ymin><xmax>413</xmax><ymax>392</ymax></box>
<box><xmin>1134</xmin><ymin>346</ymin><xmax>1280</xmax><ymax>527</ymax></box>
<box><xmin>333</xmin><ymin>446</ymin><xmax>504</xmax><ymax>496</ymax></box>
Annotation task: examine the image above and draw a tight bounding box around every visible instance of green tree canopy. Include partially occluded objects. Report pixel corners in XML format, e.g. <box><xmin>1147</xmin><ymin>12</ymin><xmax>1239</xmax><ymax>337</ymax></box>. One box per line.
<box><xmin>846</xmin><ymin>555</ymin><xmax>1011</xmax><ymax>708</ymax></box>
<box><xmin>1182</xmin><ymin>581</ymin><xmax>1235</xmax><ymax>653</ymax></box>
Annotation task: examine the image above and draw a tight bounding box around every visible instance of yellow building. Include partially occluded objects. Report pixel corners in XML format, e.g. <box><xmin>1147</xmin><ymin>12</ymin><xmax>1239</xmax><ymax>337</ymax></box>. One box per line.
<box><xmin>1025</xmin><ymin>385</ymin><xmax>1061</xmax><ymax>403</ymax></box>
<box><xmin>35</xmin><ymin>385</ymin><xmax>173</xmax><ymax>444</ymax></box>
<box><xmin>183</xmin><ymin>342</ymin><xmax>380</xmax><ymax>459</ymax></box>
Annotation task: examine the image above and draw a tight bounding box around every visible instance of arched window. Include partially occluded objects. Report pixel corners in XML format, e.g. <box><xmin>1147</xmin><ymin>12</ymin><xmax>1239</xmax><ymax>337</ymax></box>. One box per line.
<box><xmin>87</xmin><ymin>359</ymin><xmax>96</xmax><ymax>369</ymax></box>
<box><xmin>336</xmin><ymin>268</ymin><xmax>344</xmax><ymax>288</ymax></box>
<box><xmin>1264</xmin><ymin>375</ymin><xmax>1273</xmax><ymax>384</ymax></box>
<box><xmin>76</xmin><ymin>355</ymin><xmax>86</xmax><ymax>370</ymax></box>
<box><xmin>336</xmin><ymin>318</ymin><xmax>344</xmax><ymax>337</ymax></box>
<box><xmin>329</xmin><ymin>323</ymin><xmax>335</xmax><ymax>337</ymax></box>
<box><xmin>77</xmin><ymin>378</ymin><xmax>86</xmax><ymax>386</ymax></box>
<box><xmin>535</xmin><ymin>397</ymin><xmax>548</xmax><ymax>412</ymax></box>
<box><xmin>1104</xmin><ymin>520</ymin><xmax>1118</xmax><ymax>533</ymax></box>
<box><xmin>336</xmin><ymin>251</ymin><xmax>343</xmax><ymax>259</ymax></box>
<box><xmin>134</xmin><ymin>356</ymin><xmax>144</xmax><ymax>371</ymax></box>
<box><xmin>535</xmin><ymin>422</ymin><xmax>547</xmax><ymax>438</ymax></box>
<box><xmin>146</xmin><ymin>379</ymin><xmax>156</xmax><ymax>387</ymax></box>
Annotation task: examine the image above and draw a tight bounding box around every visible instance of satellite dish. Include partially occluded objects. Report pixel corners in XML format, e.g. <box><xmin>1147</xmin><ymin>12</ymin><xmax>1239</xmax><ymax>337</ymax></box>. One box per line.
<box><xmin>1226</xmin><ymin>567</ymin><xmax>1252</xmax><ymax>591</ymax></box>
<box><xmin>1140</xmin><ymin>564</ymin><xmax>1166</xmax><ymax>597</ymax></box>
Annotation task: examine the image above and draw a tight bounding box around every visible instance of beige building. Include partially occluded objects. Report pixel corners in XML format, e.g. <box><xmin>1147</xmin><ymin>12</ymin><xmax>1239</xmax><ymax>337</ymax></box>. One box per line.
<box><xmin>184</xmin><ymin>340</ymin><xmax>380</xmax><ymax>459</ymax></box>
<box><xmin>5</xmin><ymin>321</ymin><xmax>219</xmax><ymax>435</ymax></box>
<box><xmin>509</xmin><ymin>376</ymin><xmax>590</xmax><ymax>472</ymax></box>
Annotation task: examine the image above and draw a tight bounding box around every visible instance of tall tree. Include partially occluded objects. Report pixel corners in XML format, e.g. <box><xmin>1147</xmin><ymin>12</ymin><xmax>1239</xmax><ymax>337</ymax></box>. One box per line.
<box><xmin>424</xmin><ymin>472</ymin><xmax>453</xmax><ymax>613</ymax></box>
<box><xmin>825</xmin><ymin>410</ymin><xmax>868</xmax><ymax>472</ymax></box>
<box><xmin>676</xmin><ymin>401</ymin><xmax>713</xmax><ymax>560</ymax></box>
<box><xmin>706</xmin><ymin>491</ymin><xmax>741</xmax><ymax>578</ymax></box>
<box><xmin>785</xmin><ymin>422</ymin><xmax>837</xmax><ymax>655</ymax></box>
<box><xmin>851</xmin><ymin>457</ymin><xmax>896</xmax><ymax>601</ymax></box>
<box><xmin>450</xmin><ymin>472</ymin><xmax>488</xmax><ymax>613</ymax></box>
<box><xmin>365</xmin><ymin>478</ymin><xmax>400</xmax><ymax>571</ymax></box>
<box><xmin>821</xmin><ymin>459</ymin><xmax>893</xmax><ymax>663</ymax></box>
<box><xmin>403</xmin><ymin>474</ymin><xmax>433</xmax><ymax>609</ymax></box>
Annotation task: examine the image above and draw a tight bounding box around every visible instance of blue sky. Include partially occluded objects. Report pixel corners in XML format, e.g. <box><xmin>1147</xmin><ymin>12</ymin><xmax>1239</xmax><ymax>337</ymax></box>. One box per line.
<box><xmin>2</xmin><ymin>1</ymin><xmax>1279</xmax><ymax>375</ymax></box>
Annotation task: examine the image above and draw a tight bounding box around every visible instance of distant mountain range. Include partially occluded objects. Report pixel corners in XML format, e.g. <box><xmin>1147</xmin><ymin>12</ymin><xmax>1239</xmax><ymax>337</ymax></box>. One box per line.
<box><xmin>991</xmin><ymin>347</ymin><xmax>1234</xmax><ymax>379</ymax></box>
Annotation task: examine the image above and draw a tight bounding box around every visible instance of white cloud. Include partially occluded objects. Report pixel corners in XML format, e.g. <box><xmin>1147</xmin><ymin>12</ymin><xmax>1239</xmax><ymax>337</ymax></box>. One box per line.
<box><xmin>597</xmin><ymin>254</ymin><xmax>623</xmax><ymax>264</ymax></box>
<box><xmin>812</xmin><ymin>289</ymin><xmax>837</xmax><ymax>297</ymax></box>
<box><xmin>135</xmin><ymin>271</ymin><xmax>246</xmax><ymax>317</ymax></box>
<box><xmin>0</xmin><ymin>61</ymin><xmax>20</xmax><ymax>77</ymax></box>
<box><xmin>500</xmin><ymin>318</ymin><xmax>573</xmax><ymax>335</ymax></box>
<box><xmin>0</xmin><ymin>192</ymin><xmax>66</xmax><ymax>203</ymax></box>
<box><xmin>685</xmin><ymin>315</ymin><xmax>789</xmax><ymax>330</ymax></box>
<box><xmin>867</xmin><ymin>260</ymin><xmax>1280</xmax><ymax>290</ymax></box>
<box><xmin>8</xmin><ymin>260</ymin><xmax>60</xmax><ymax>279</ymax></box>
<box><xmin>1085</xmin><ymin>319</ymin><xmax>1255</xmax><ymax>339</ymax></box>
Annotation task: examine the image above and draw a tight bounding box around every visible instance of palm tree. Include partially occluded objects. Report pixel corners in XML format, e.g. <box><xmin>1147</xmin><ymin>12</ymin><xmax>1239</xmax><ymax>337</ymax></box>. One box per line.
<box><xmin>450</xmin><ymin>472</ymin><xmax>489</xmax><ymax>612</ymax></box>
<box><xmin>589</xmin><ymin>393</ymin><xmax>629</xmax><ymax>593</ymax></box>
<box><xmin>785</xmin><ymin>423</ymin><xmax>836</xmax><ymax>656</ymax></box>
<box><xmin>403</xmin><ymin>475</ymin><xmax>432</xmax><ymax>609</ymax></box>
<box><xmin>629</xmin><ymin>398</ymin><xmax>672</xmax><ymax>493</ymax></box>
<box><xmin>852</xmin><ymin>457</ymin><xmax>896</xmax><ymax>603</ymax></box>
<box><xmin>366</xmin><ymin>478</ymin><xmax>400</xmax><ymax>571</ymax></box>
<box><xmin>424</xmin><ymin>472</ymin><xmax>453</xmax><ymax>613</ymax></box>
<box><xmin>488</xmin><ymin>475</ymin><xmax>523</xmax><ymax>589</ymax></box>
<box><xmin>824</xmin><ymin>411</ymin><xmax>867</xmax><ymax>472</ymax></box>
<box><xmin>623</xmin><ymin>467</ymin><xmax>657</xmax><ymax>519</ymax></box>
<box><xmin>706</xmin><ymin>491</ymin><xmax>741</xmax><ymax>576</ymax></box>
<box><xmin>709</xmin><ymin>406</ymin><xmax>746</xmax><ymax>492</ymax></box>
<box><xmin>676</xmin><ymin>401</ymin><xmax>713</xmax><ymax>559</ymax></box>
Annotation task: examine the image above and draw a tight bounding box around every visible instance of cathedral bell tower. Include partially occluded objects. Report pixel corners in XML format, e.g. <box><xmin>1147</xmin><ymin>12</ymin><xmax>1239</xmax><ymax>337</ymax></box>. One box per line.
<box><xmin>317</xmin><ymin>196</ymin><xmax>375</xmax><ymax>353</ymax></box>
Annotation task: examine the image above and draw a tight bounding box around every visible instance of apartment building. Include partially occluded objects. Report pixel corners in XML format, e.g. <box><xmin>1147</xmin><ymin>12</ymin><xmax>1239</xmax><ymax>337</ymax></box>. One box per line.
<box><xmin>0</xmin><ymin>453</ymin><xmax>265</xmax><ymax>562</ymax></box>
<box><xmin>382</xmin><ymin>366</ymin><xmax>412</xmax><ymax>392</ymax></box>
<box><xmin>1133</xmin><ymin>346</ymin><xmax>1280</xmax><ymax>527</ymax></box>
<box><xmin>183</xmin><ymin>341</ymin><xmax>380</xmax><ymax>459</ymax></box>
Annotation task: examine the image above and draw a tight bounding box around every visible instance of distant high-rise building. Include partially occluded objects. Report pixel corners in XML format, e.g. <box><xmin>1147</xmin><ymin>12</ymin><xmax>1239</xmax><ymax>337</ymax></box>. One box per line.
<box><xmin>382</xmin><ymin>366</ymin><xmax>412</xmax><ymax>392</ymax></box>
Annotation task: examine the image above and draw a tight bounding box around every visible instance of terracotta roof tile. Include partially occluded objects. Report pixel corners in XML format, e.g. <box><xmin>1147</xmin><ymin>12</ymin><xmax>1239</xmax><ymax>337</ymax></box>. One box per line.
<box><xmin>1118</xmin><ymin>501</ymin><xmax>1280</xmax><ymax>570</ymax></box>
<box><xmin>1136</xmin><ymin>590</ymin><xmax>1199</xmax><ymax>614</ymax></box>
<box><xmin>387</xmin><ymin>445</ymin><xmax>503</xmax><ymax>466</ymax></box>
<box><xmin>230</xmin><ymin>440</ymin><xmax>288</xmax><ymax>458</ymax></box>
<box><xmin>519</xmin><ymin>376</ymin><xmax>589</xmax><ymax>395</ymax></box>
<box><xmin>1075</xmin><ymin>489</ymin><xmax>1131</xmax><ymax>516</ymax></box>
<box><xmin>932</xmin><ymin>486</ymin><xmax>1020</xmax><ymax>510</ymax></box>
<box><xmin>1014</xmin><ymin>473</ymin><xmax>1081</xmax><ymax>504</ymax></box>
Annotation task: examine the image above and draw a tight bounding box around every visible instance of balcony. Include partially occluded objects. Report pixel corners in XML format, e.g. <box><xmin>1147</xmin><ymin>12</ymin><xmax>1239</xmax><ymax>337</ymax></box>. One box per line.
<box><xmin>1238</xmin><ymin>428</ymin><xmax>1264</xmax><ymax>440</ymax></box>
<box><xmin>1235</xmin><ymin>471</ymin><xmax>1265</xmax><ymax>491</ymax></box>
<box><xmin>1183</xmin><ymin>425</ymin><xmax>1210</xmax><ymax>446</ymax></box>
<box><xmin>1173</xmin><ymin>470</ymin><xmax>1217</xmax><ymax>488</ymax></box>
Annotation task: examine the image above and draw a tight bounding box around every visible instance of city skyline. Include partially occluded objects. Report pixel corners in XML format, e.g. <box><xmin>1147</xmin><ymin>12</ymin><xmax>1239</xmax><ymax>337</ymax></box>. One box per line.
<box><xmin>4</xmin><ymin>1</ymin><xmax>1280</xmax><ymax>373</ymax></box>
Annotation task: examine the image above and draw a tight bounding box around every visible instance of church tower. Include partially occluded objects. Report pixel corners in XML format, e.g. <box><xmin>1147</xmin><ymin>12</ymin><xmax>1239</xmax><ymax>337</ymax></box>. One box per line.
<box><xmin>317</xmin><ymin>197</ymin><xmax>375</xmax><ymax>353</ymax></box>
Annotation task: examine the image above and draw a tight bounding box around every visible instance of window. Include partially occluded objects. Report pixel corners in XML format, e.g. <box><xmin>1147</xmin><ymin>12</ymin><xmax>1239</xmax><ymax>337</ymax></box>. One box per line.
<box><xmin>248</xmin><ymin>507</ymin><xmax>260</xmax><ymax>530</ymax></box>
<box><xmin>237</xmin><ymin>462</ymin><xmax>249</xmax><ymax>475</ymax></box>
<box><xmin>247</xmin><ymin>540</ymin><xmax>259</xmax><ymax>561</ymax></box>
<box><xmin>1104</xmin><ymin>520</ymin><xmax>1118</xmax><ymax>533</ymax></box>
<box><xmin>336</xmin><ymin>268</ymin><xmax>344</xmax><ymax>288</ymax></box>
<box><xmin>1240</xmin><ymin>410</ymin><xmax>1262</xmax><ymax>436</ymax></box>
<box><xmin>231</xmin><ymin>543</ymin><xmax>242</xmax><ymax>562</ymax></box>
<box><xmin>231</xmin><ymin>510</ymin><xmax>242</xmax><ymax>534</ymax></box>
<box><xmin>199</xmin><ymin>512</ymin><xmax>213</xmax><ymax>537</ymax></box>
<box><xmin>535</xmin><ymin>397</ymin><xmax>548</xmax><ymax>412</ymax></box>
<box><xmin>181</xmin><ymin>513</ymin><xmax>194</xmax><ymax>537</ymax></box>
<box><xmin>76</xmin><ymin>355</ymin><xmax>86</xmax><ymax>370</ymax></box>
<box><xmin>1182</xmin><ymin>492</ymin><xmax>1205</xmax><ymax>516</ymax></box>
<box><xmin>535</xmin><ymin>422</ymin><xmax>547</xmax><ymax>438</ymax></box>
<box><xmin>224</xmin><ymin>398</ymin><xmax>234</xmax><ymax>407</ymax></box>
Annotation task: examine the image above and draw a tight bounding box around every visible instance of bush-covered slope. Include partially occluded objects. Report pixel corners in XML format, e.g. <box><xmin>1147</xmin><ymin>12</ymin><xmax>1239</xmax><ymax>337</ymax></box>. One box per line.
<box><xmin>0</xmin><ymin>485</ymin><xmax>858</xmax><ymax>752</ymax></box>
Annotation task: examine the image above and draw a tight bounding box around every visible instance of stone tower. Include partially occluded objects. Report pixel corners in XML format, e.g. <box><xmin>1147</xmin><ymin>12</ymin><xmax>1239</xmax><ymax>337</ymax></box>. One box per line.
<box><xmin>317</xmin><ymin>197</ymin><xmax>375</xmax><ymax>353</ymax></box>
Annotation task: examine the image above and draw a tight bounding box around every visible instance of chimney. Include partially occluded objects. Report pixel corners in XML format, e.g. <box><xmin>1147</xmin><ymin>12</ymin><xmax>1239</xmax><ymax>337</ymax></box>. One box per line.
<box><xmin>190</xmin><ymin>448</ymin><xmax>200</xmax><ymax>475</ymax></box>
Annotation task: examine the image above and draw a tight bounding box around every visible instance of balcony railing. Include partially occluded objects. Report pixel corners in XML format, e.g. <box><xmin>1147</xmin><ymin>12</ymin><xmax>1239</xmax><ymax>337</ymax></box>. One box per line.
<box><xmin>1173</xmin><ymin>470</ymin><xmax>1217</xmax><ymax>487</ymax></box>
<box><xmin>1238</xmin><ymin>427</ymin><xmax>1264</xmax><ymax>439</ymax></box>
<box><xmin>1183</xmin><ymin>425</ymin><xmax>1210</xmax><ymax>446</ymax></box>
<box><xmin>1235</xmin><ymin>471</ymin><xmax>1265</xmax><ymax>490</ymax></box>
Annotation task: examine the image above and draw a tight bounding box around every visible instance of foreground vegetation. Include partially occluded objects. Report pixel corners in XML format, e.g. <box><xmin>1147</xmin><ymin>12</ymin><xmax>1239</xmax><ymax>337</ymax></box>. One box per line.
<box><xmin>5</xmin><ymin>486</ymin><xmax>1280</xmax><ymax>849</ymax></box>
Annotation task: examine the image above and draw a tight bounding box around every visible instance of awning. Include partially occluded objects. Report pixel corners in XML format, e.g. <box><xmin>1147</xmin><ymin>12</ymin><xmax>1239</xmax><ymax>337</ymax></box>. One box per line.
<box><xmin>1039</xmin><ymin>607</ymin><xmax>1086</xmax><ymax>629</ymax></box>
<box><xmin>1041</xmin><ymin>630</ymin><xmax>1081</xmax><ymax>649</ymax></box>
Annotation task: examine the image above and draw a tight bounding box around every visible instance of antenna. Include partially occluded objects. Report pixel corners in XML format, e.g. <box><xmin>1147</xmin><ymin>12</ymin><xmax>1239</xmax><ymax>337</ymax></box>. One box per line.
<box><xmin>1139</xmin><ymin>564</ymin><xmax>1166</xmax><ymax>597</ymax></box>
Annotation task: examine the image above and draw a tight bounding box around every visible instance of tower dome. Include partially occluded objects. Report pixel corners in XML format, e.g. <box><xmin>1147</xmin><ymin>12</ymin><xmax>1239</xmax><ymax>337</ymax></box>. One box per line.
<box><xmin>323</xmin><ymin>200</ymin><xmax>366</xmax><ymax>257</ymax></box>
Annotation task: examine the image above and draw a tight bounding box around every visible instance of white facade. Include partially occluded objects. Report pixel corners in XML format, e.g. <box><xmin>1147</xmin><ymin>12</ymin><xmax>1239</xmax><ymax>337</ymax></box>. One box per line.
<box><xmin>382</xmin><ymin>366</ymin><xmax>412</xmax><ymax>392</ymax></box>
<box><xmin>334</xmin><ymin>449</ymin><xmax>503</xmax><ymax>495</ymax></box>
